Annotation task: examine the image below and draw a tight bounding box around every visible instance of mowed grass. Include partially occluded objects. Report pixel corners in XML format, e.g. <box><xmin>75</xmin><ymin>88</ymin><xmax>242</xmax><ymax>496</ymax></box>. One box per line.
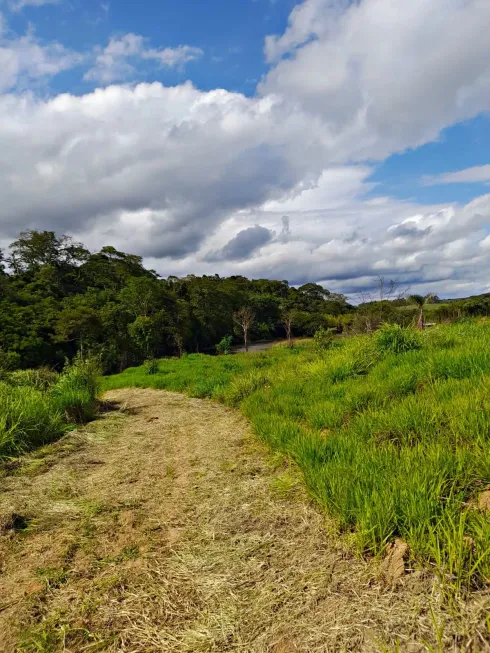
<box><xmin>103</xmin><ymin>321</ymin><xmax>490</xmax><ymax>593</ymax></box>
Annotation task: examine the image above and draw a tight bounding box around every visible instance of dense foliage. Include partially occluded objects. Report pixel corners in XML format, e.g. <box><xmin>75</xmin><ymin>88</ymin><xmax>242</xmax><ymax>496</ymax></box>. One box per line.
<box><xmin>3</xmin><ymin>230</ymin><xmax>490</xmax><ymax>374</ymax></box>
<box><xmin>104</xmin><ymin>321</ymin><xmax>490</xmax><ymax>592</ymax></box>
<box><xmin>0</xmin><ymin>230</ymin><xmax>353</xmax><ymax>372</ymax></box>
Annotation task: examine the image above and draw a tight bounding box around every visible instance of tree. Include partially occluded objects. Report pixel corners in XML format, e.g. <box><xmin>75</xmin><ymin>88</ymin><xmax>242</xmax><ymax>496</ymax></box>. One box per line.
<box><xmin>233</xmin><ymin>307</ymin><xmax>255</xmax><ymax>352</ymax></box>
<box><xmin>119</xmin><ymin>277</ymin><xmax>168</xmax><ymax>318</ymax></box>
<box><xmin>281</xmin><ymin>308</ymin><xmax>296</xmax><ymax>347</ymax></box>
<box><xmin>409</xmin><ymin>293</ymin><xmax>434</xmax><ymax>329</ymax></box>
<box><xmin>81</xmin><ymin>246</ymin><xmax>154</xmax><ymax>291</ymax></box>
<box><xmin>128</xmin><ymin>315</ymin><xmax>163</xmax><ymax>360</ymax></box>
<box><xmin>8</xmin><ymin>230</ymin><xmax>88</xmax><ymax>275</ymax></box>
<box><xmin>55</xmin><ymin>300</ymin><xmax>102</xmax><ymax>358</ymax></box>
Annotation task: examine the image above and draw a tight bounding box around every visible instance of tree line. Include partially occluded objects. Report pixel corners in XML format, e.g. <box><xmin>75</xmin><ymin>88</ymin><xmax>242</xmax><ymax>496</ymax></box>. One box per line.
<box><xmin>0</xmin><ymin>230</ymin><xmax>353</xmax><ymax>372</ymax></box>
<box><xmin>2</xmin><ymin>230</ymin><xmax>489</xmax><ymax>373</ymax></box>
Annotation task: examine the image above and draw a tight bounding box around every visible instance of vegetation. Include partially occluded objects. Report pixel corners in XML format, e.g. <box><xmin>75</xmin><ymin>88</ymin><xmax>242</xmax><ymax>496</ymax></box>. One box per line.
<box><xmin>104</xmin><ymin>320</ymin><xmax>490</xmax><ymax>593</ymax></box>
<box><xmin>0</xmin><ymin>355</ymin><xmax>100</xmax><ymax>459</ymax></box>
<box><xmin>409</xmin><ymin>293</ymin><xmax>434</xmax><ymax>328</ymax></box>
<box><xmin>0</xmin><ymin>230</ymin><xmax>352</xmax><ymax>373</ymax></box>
<box><xmin>216</xmin><ymin>335</ymin><xmax>233</xmax><ymax>355</ymax></box>
<box><xmin>5</xmin><ymin>228</ymin><xmax>490</xmax><ymax>593</ymax></box>
<box><xmin>3</xmin><ymin>229</ymin><xmax>490</xmax><ymax>376</ymax></box>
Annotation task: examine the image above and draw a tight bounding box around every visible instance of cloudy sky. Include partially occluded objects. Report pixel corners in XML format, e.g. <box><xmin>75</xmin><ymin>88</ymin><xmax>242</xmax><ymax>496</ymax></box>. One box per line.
<box><xmin>2</xmin><ymin>0</ymin><xmax>490</xmax><ymax>298</ymax></box>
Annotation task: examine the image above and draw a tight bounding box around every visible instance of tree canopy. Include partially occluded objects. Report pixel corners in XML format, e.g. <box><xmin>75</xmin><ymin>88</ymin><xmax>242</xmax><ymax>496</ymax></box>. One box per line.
<box><xmin>0</xmin><ymin>230</ymin><xmax>353</xmax><ymax>372</ymax></box>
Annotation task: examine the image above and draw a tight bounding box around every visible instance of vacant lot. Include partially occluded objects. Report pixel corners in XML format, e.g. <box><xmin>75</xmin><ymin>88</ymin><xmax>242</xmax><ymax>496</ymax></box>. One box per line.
<box><xmin>2</xmin><ymin>388</ymin><xmax>487</xmax><ymax>652</ymax></box>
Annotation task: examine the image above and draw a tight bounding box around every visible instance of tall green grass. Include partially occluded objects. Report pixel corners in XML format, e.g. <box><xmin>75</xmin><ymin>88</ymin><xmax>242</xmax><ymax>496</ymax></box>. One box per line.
<box><xmin>103</xmin><ymin>321</ymin><xmax>490</xmax><ymax>592</ymax></box>
<box><xmin>0</xmin><ymin>356</ymin><xmax>101</xmax><ymax>459</ymax></box>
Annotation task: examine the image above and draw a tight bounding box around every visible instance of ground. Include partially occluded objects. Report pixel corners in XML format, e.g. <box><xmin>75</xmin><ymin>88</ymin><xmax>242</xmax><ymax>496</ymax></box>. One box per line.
<box><xmin>0</xmin><ymin>389</ymin><xmax>489</xmax><ymax>652</ymax></box>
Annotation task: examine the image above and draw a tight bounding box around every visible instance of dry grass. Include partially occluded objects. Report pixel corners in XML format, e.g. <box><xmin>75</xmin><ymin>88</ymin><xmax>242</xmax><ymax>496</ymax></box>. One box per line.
<box><xmin>0</xmin><ymin>388</ymin><xmax>489</xmax><ymax>652</ymax></box>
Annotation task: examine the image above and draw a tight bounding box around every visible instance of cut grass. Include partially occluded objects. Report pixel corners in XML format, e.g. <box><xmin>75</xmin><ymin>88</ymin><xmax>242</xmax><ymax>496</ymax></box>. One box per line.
<box><xmin>103</xmin><ymin>320</ymin><xmax>490</xmax><ymax>594</ymax></box>
<box><xmin>6</xmin><ymin>387</ymin><xmax>487</xmax><ymax>652</ymax></box>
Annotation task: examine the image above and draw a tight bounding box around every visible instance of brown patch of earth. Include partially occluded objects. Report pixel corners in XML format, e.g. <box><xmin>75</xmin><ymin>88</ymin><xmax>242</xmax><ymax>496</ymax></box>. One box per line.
<box><xmin>478</xmin><ymin>490</ymin><xmax>490</xmax><ymax>513</ymax></box>
<box><xmin>0</xmin><ymin>388</ymin><xmax>489</xmax><ymax>652</ymax></box>
<box><xmin>381</xmin><ymin>538</ymin><xmax>409</xmax><ymax>585</ymax></box>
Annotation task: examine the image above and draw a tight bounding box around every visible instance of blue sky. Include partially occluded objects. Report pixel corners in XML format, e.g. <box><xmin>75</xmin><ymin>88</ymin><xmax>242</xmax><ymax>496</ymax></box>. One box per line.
<box><xmin>369</xmin><ymin>116</ymin><xmax>490</xmax><ymax>206</ymax></box>
<box><xmin>2</xmin><ymin>0</ymin><xmax>490</xmax><ymax>298</ymax></box>
<box><xmin>9</xmin><ymin>0</ymin><xmax>298</xmax><ymax>95</ymax></box>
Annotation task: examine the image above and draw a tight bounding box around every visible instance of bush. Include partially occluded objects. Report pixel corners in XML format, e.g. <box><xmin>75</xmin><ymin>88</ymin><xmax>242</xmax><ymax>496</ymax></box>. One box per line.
<box><xmin>144</xmin><ymin>359</ymin><xmax>159</xmax><ymax>375</ymax></box>
<box><xmin>313</xmin><ymin>327</ymin><xmax>335</xmax><ymax>352</ymax></box>
<box><xmin>0</xmin><ymin>355</ymin><xmax>101</xmax><ymax>459</ymax></box>
<box><xmin>0</xmin><ymin>348</ymin><xmax>21</xmax><ymax>371</ymax></box>
<box><xmin>216</xmin><ymin>335</ymin><xmax>233</xmax><ymax>355</ymax></box>
<box><xmin>0</xmin><ymin>383</ymin><xmax>65</xmax><ymax>458</ymax></box>
<box><xmin>374</xmin><ymin>324</ymin><xmax>422</xmax><ymax>354</ymax></box>
<box><xmin>9</xmin><ymin>367</ymin><xmax>59</xmax><ymax>391</ymax></box>
<box><xmin>51</xmin><ymin>355</ymin><xmax>101</xmax><ymax>424</ymax></box>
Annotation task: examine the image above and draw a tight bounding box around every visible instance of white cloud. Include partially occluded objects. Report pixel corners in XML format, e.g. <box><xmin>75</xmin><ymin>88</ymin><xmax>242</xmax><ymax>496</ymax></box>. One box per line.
<box><xmin>84</xmin><ymin>34</ymin><xmax>203</xmax><ymax>84</ymax></box>
<box><xmin>424</xmin><ymin>164</ymin><xmax>490</xmax><ymax>185</ymax></box>
<box><xmin>2</xmin><ymin>0</ymin><xmax>490</xmax><ymax>298</ymax></box>
<box><xmin>7</xmin><ymin>0</ymin><xmax>60</xmax><ymax>11</ymax></box>
<box><xmin>0</xmin><ymin>83</ymin><xmax>326</xmax><ymax>258</ymax></box>
<box><xmin>0</xmin><ymin>25</ymin><xmax>81</xmax><ymax>92</ymax></box>
<box><xmin>261</xmin><ymin>0</ymin><xmax>490</xmax><ymax>161</ymax></box>
<box><xmin>143</xmin><ymin>44</ymin><xmax>204</xmax><ymax>68</ymax></box>
<box><xmin>190</xmin><ymin>185</ymin><xmax>490</xmax><ymax>298</ymax></box>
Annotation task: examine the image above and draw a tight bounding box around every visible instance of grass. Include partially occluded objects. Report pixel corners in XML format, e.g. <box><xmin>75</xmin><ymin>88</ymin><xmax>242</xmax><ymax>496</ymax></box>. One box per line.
<box><xmin>103</xmin><ymin>320</ymin><xmax>490</xmax><ymax>594</ymax></box>
<box><xmin>0</xmin><ymin>356</ymin><xmax>100</xmax><ymax>460</ymax></box>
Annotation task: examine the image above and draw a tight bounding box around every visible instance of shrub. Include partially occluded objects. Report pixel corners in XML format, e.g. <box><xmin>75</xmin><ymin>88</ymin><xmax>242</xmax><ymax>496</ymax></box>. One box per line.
<box><xmin>0</xmin><ymin>355</ymin><xmax>101</xmax><ymax>459</ymax></box>
<box><xmin>51</xmin><ymin>355</ymin><xmax>101</xmax><ymax>424</ymax></box>
<box><xmin>0</xmin><ymin>348</ymin><xmax>21</xmax><ymax>371</ymax></box>
<box><xmin>216</xmin><ymin>335</ymin><xmax>233</xmax><ymax>355</ymax></box>
<box><xmin>0</xmin><ymin>382</ymin><xmax>65</xmax><ymax>458</ymax></box>
<box><xmin>9</xmin><ymin>367</ymin><xmax>59</xmax><ymax>391</ymax></box>
<box><xmin>374</xmin><ymin>324</ymin><xmax>422</xmax><ymax>354</ymax></box>
<box><xmin>313</xmin><ymin>327</ymin><xmax>335</xmax><ymax>352</ymax></box>
<box><xmin>144</xmin><ymin>359</ymin><xmax>159</xmax><ymax>375</ymax></box>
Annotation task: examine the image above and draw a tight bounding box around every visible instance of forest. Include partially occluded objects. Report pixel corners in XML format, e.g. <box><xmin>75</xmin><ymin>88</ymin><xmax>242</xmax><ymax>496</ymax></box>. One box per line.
<box><xmin>0</xmin><ymin>229</ymin><xmax>354</xmax><ymax>372</ymax></box>
<box><xmin>2</xmin><ymin>229</ymin><xmax>490</xmax><ymax>374</ymax></box>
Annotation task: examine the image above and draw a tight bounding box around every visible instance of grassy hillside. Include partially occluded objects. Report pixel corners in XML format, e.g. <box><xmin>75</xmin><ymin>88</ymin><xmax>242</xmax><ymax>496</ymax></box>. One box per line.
<box><xmin>103</xmin><ymin>320</ymin><xmax>490</xmax><ymax>593</ymax></box>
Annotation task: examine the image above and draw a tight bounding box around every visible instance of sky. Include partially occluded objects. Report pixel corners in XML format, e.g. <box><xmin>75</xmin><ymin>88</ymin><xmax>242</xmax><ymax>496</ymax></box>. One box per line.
<box><xmin>2</xmin><ymin>0</ymin><xmax>490</xmax><ymax>299</ymax></box>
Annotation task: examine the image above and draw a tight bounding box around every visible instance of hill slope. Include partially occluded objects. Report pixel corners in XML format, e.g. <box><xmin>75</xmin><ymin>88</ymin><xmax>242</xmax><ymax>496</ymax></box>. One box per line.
<box><xmin>2</xmin><ymin>388</ymin><xmax>486</xmax><ymax>651</ymax></box>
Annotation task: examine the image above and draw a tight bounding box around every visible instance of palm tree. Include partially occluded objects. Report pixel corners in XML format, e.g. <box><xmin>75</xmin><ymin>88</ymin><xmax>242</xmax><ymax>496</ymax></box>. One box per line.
<box><xmin>409</xmin><ymin>293</ymin><xmax>434</xmax><ymax>329</ymax></box>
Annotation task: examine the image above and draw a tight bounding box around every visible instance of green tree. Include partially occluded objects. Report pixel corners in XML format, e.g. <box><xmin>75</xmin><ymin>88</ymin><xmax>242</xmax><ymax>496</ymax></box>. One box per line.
<box><xmin>55</xmin><ymin>295</ymin><xmax>103</xmax><ymax>358</ymax></box>
<box><xmin>8</xmin><ymin>230</ymin><xmax>88</xmax><ymax>275</ymax></box>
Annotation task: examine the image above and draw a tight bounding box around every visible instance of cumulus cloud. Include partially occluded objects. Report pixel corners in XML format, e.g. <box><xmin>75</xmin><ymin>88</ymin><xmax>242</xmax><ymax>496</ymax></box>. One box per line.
<box><xmin>2</xmin><ymin>0</ymin><xmax>490</xmax><ymax>298</ymax></box>
<box><xmin>84</xmin><ymin>34</ymin><xmax>203</xmax><ymax>84</ymax></box>
<box><xmin>205</xmin><ymin>224</ymin><xmax>274</xmax><ymax>261</ymax></box>
<box><xmin>0</xmin><ymin>82</ymin><xmax>326</xmax><ymax>258</ymax></box>
<box><xmin>139</xmin><ymin>171</ymin><xmax>490</xmax><ymax>299</ymax></box>
<box><xmin>261</xmin><ymin>0</ymin><xmax>490</xmax><ymax>161</ymax></box>
<box><xmin>424</xmin><ymin>164</ymin><xmax>490</xmax><ymax>185</ymax></box>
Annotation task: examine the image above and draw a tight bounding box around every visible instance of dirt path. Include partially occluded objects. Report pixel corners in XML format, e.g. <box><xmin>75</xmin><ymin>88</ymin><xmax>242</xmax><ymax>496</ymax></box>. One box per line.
<box><xmin>0</xmin><ymin>389</ymin><xmax>487</xmax><ymax>652</ymax></box>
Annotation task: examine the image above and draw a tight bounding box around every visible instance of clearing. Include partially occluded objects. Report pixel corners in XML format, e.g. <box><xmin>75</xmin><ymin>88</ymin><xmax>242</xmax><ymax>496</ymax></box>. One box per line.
<box><xmin>0</xmin><ymin>389</ymin><xmax>488</xmax><ymax>652</ymax></box>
